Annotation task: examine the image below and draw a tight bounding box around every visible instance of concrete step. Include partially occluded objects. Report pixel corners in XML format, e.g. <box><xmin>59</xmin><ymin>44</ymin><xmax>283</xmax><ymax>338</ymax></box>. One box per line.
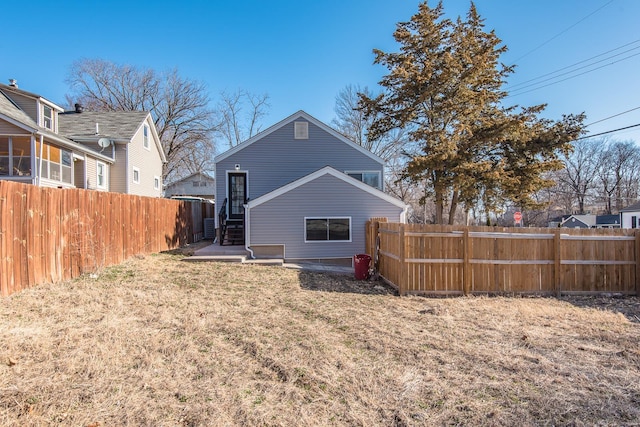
<box><xmin>183</xmin><ymin>255</ymin><xmax>247</xmax><ymax>263</ymax></box>
<box><xmin>244</xmin><ymin>258</ymin><xmax>284</xmax><ymax>266</ymax></box>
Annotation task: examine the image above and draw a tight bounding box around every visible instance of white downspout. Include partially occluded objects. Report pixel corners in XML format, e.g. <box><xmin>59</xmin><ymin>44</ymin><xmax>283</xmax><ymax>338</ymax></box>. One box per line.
<box><xmin>244</xmin><ymin>204</ymin><xmax>255</xmax><ymax>259</ymax></box>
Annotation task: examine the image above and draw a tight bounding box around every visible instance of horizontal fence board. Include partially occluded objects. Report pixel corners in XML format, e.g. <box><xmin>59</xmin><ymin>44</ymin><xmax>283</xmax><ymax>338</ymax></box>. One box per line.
<box><xmin>1</xmin><ymin>181</ymin><xmax>212</xmax><ymax>297</ymax></box>
<box><xmin>367</xmin><ymin>220</ymin><xmax>639</xmax><ymax>296</ymax></box>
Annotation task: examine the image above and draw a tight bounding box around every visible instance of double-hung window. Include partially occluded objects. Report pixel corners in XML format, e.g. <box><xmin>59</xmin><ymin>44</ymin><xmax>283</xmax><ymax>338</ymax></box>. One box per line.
<box><xmin>43</xmin><ymin>105</ymin><xmax>53</xmax><ymax>130</ymax></box>
<box><xmin>143</xmin><ymin>124</ymin><xmax>150</xmax><ymax>149</ymax></box>
<box><xmin>96</xmin><ymin>161</ymin><xmax>107</xmax><ymax>189</ymax></box>
<box><xmin>305</xmin><ymin>217</ymin><xmax>351</xmax><ymax>242</ymax></box>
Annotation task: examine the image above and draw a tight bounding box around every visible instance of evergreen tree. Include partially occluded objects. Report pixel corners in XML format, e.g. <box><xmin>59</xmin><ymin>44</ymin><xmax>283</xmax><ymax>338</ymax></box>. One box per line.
<box><xmin>359</xmin><ymin>1</ymin><xmax>584</xmax><ymax>224</ymax></box>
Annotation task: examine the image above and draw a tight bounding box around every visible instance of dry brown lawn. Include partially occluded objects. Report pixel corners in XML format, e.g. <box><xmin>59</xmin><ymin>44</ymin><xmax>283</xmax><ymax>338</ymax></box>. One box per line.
<box><xmin>1</xmin><ymin>246</ymin><xmax>639</xmax><ymax>426</ymax></box>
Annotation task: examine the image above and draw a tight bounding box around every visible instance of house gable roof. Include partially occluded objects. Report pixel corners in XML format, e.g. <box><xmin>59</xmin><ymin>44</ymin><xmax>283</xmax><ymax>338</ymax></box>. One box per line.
<box><xmin>0</xmin><ymin>90</ymin><xmax>39</xmax><ymax>132</ymax></box>
<box><xmin>620</xmin><ymin>200</ymin><xmax>640</xmax><ymax>212</ymax></box>
<box><xmin>58</xmin><ymin>111</ymin><xmax>150</xmax><ymax>141</ymax></box>
<box><xmin>247</xmin><ymin>166</ymin><xmax>406</xmax><ymax>210</ymax></box>
<box><xmin>0</xmin><ymin>89</ymin><xmax>114</xmax><ymax>163</ymax></box>
<box><xmin>0</xmin><ymin>83</ymin><xmax>65</xmax><ymax>111</ymax></box>
<box><xmin>58</xmin><ymin>111</ymin><xmax>167</xmax><ymax>163</ymax></box>
<box><xmin>215</xmin><ymin>110</ymin><xmax>384</xmax><ymax>165</ymax></box>
<box><xmin>560</xmin><ymin>214</ymin><xmax>595</xmax><ymax>227</ymax></box>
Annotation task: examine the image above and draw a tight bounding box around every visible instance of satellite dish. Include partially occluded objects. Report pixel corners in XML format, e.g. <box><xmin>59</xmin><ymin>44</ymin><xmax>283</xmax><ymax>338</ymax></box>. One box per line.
<box><xmin>97</xmin><ymin>137</ymin><xmax>111</xmax><ymax>148</ymax></box>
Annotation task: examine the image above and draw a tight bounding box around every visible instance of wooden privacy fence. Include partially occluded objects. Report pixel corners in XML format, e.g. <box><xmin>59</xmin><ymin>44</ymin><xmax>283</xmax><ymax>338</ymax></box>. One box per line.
<box><xmin>366</xmin><ymin>220</ymin><xmax>640</xmax><ymax>296</ymax></box>
<box><xmin>1</xmin><ymin>181</ymin><xmax>210</xmax><ymax>297</ymax></box>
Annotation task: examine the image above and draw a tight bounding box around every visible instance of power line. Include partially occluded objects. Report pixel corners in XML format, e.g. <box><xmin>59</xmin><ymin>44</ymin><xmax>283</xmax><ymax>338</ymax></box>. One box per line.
<box><xmin>576</xmin><ymin>123</ymin><xmax>640</xmax><ymax>140</ymax></box>
<box><xmin>506</xmin><ymin>51</ymin><xmax>640</xmax><ymax>98</ymax></box>
<box><xmin>507</xmin><ymin>39</ymin><xmax>640</xmax><ymax>91</ymax></box>
<box><xmin>585</xmin><ymin>106</ymin><xmax>640</xmax><ymax>127</ymax></box>
<box><xmin>512</xmin><ymin>0</ymin><xmax>615</xmax><ymax>64</ymax></box>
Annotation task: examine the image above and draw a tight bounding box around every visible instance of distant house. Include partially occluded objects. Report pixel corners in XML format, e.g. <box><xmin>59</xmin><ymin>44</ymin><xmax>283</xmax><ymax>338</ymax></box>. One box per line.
<box><xmin>0</xmin><ymin>80</ymin><xmax>166</xmax><ymax>197</ymax></box>
<box><xmin>595</xmin><ymin>214</ymin><xmax>620</xmax><ymax>228</ymax></box>
<box><xmin>214</xmin><ymin>110</ymin><xmax>407</xmax><ymax>263</ymax></box>
<box><xmin>620</xmin><ymin>201</ymin><xmax>640</xmax><ymax>229</ymax></box>
<box><xmin>560</xmin><ymin>215</ymin><xmax>595</xmax><ymax>229</ymax></box>
<box><xmin>164</xmin><ymin>172</ymin><xmax>215</xmax><ymax>201</ymax></box>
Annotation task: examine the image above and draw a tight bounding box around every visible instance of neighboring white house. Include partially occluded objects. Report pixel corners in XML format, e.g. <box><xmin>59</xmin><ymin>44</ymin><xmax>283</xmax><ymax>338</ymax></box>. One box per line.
<box><xmin>0</xmin><ymin>80</ymin><xmax>166</xmax><ymax>197</ymax></box>
<box><xmin>620</xmin><ymin>201</ymin><xmax>640</xmax><ymax>229</ymax></box>
<box><xmin>214</xmin><ymin>110</ymin><xmax>407</xmax><ymax>264</ymax></box>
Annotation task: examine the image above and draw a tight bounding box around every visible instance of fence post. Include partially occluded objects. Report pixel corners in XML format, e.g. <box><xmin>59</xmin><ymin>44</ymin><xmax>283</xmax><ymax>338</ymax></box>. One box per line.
<box><xmin>554</xmin><ymin>229</ymin><xmax>561</xmax><ymax>297</ymax></box>
<box><xmin>463</xmin><ymin>228</ymin><xmax>470</xmax><ymax>295</ymax></box>
<box><xmin>635</xmin><ymin>231</ymin><xmax>640</xmax><ymax>296</ymax></box>
<box><xmin>399</xmin><ymin>224</ymin><xmax>406</xmax><ymax>296</ymax></box>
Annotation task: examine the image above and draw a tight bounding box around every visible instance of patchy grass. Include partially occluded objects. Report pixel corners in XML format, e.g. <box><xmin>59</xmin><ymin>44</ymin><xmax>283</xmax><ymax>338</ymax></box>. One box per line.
<box><xmin>1</xmin><ymin>252</ymin><xmax>639</xmax><ymax>426</ymax></box>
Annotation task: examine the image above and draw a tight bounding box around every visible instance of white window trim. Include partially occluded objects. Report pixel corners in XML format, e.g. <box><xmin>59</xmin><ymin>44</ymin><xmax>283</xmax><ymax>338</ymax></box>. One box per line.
<box><xmin>96</xmin><ymin>161</ymin><xmax>107</xmax><ymax>189</ymax></box>
<box><xmin>42</xmin><ymin>105</ymin><xmax>53</xmax><ymax>130</ymax></box>
<box><xmin>133</xmin><ymin>166</ymin><xmax>140</xmax><ymax>184</ymax></box>
<box><xmin>345</xmin><ymin>170</ymin><xmax>382</xmax><ymax>190</ymax></box>
<box><xmin>304</xmin><ymin>216</ymin><xmax>352</xmax><ymax>243</ymax></box>
<box><xmin>154</xmin><ymin>175</ymin><xmax>161</xmax><ymax>190</ymax></box>
<box><xmin>143</xmin><ymin>124</ymin><xmax>150</xmax><ymax>150</ymax></box>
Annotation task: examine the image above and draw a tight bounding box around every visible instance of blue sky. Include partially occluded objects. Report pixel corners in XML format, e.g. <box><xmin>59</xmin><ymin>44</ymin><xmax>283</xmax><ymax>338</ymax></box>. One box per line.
<box><xmin>3</xmin><ymin>0</ymin><xmax>639</xmax><ymax>145</ymax></box>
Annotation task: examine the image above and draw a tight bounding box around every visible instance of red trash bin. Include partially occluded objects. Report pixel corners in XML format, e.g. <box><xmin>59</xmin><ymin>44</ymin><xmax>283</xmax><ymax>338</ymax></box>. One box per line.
<box><xmin>353</xmin><ymin>254</ymin><xmax>372</xmax><ymax>280</ymax></box>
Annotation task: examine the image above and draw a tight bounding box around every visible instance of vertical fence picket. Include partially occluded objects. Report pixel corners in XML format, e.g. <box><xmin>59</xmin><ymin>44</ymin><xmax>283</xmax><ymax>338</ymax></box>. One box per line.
<box><xmin>0</xmin><ymin>181</ymin><xmax>211</xmax><ymax>297</ymax></box>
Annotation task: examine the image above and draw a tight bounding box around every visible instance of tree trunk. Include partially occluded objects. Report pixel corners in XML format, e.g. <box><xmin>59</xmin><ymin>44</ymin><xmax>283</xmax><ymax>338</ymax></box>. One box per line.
<box><xmin>448</xmin><ymin>190</ymin><xmax>459</xmax><ymax>225</ymax></box>
<box><xmin>435</xmin><ymin>191</ymin><xmax>444</xmax><ymax>225</ymax></box>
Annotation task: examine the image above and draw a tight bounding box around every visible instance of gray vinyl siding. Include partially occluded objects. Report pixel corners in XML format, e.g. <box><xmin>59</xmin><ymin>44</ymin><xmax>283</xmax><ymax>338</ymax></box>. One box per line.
<box><xmin>248</xmin><ymin>174</ymin><xmax>403</xmax><ymax>260</ymax></box>
<box><xmin>216</xmin><ymin>118</ymin><xmax>383</xmax><ymax>205</ymax></box>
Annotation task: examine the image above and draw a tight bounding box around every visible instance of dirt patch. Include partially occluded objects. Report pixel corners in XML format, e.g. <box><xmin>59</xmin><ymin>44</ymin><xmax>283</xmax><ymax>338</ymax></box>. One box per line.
<box><xmin>1</xmin><ymin>254</ymin><xmax>639</xmax><ymax>426</ymax></box>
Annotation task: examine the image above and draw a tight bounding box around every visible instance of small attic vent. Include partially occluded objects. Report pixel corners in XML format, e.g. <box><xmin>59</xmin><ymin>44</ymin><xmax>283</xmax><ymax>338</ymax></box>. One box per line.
<box><xmin>294</xmin><ymin>121</ymin><xmax>308</xmax><ymax>139</ymax></box>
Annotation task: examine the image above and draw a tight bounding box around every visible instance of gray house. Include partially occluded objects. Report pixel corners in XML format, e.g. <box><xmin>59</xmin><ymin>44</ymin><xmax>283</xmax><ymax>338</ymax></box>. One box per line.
<box><xmin>214</xmin><ymin>111</ymin><xmax>407</xmax><ymax>264</ymax></box>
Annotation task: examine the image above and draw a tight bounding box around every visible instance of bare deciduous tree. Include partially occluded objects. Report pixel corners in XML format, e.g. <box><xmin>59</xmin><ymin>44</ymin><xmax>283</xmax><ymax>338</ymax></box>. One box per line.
<box><xmin>332</xmin><ymin>84</ymin><xmax>406</xmax><ymax>162</ymax></box>
<box><xmin>215</xmin><ymin>89</ymin><xmax>270</xmax><ymax>148</ymax></box>
<box><xmin>65</xmin><ymin>58</ymin><xmax>217</xmax><ymax>183</ymax></box>
<box><xmin>558</xmin><ymin>138</ymin><xmax>601</xmax><ymax>214</ymax></box>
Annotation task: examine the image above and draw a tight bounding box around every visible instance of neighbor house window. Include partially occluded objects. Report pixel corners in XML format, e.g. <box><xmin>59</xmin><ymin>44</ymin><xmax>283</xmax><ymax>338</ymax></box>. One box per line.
<box><xmin>0</xmin><ymin>136</ymin><xmax>32</xmax><ymax>176</ymax></box>
<box><xmin>154</xmin><ymin>176</ymin><xmax>160</xmax><ymax>190</ymax></box>
<box><xmin>192</xmin><ymin>181</ymin><xmax>206</xmax><ymax>187</ymax></box>
<box><xmin>143</xmin><ymin>124</ymin><xmax>150</xmax><ymax>149</ymax></box>
<box><xmin>96</xmin><ymin>161</ymin><xmax>107</xmax><ymax>189</ymax></box>
<box><xmin>43</xmin><ymin>105</ymin><xmax>53</xmax><ymax>129</ymax></box>
<box><xmin>347</xmin><ymin>171</ymin><xmax>381</xmax><ymax>190</ymax></box>
<box><xmin>133</xmin><ymin>167</ymin><xmax>140</xmax><ymax>184</ymax></box>
<box><xmin>305</xmin><ymin>217</ymin><xmax>351</xmax><ymax>242</ymax></box>
<box><xmin>35</xmin><ymin>141</ymin><xmax>72</xmax><ymax>184</ymax></box>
